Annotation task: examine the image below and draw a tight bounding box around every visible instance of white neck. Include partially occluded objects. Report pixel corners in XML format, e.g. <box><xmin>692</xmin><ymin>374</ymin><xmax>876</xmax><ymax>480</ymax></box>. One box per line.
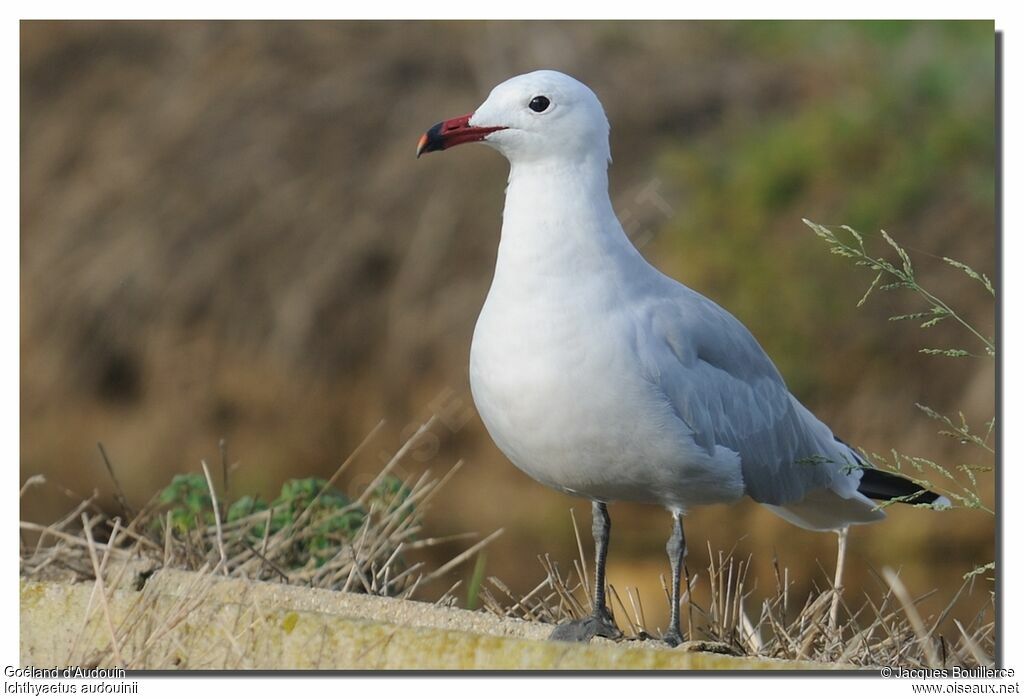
<box><xmin>495</xmin><ymin>154</ymin><xmax>641</xmax><ymax>281</ymax></box>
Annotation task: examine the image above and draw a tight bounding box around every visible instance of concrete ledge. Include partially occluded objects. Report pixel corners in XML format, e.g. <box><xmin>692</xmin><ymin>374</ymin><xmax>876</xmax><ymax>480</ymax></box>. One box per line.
<box><xmin>21</xmin><ymin>570</ymin><xmax>836</xmax><ymax>670</ymax></box>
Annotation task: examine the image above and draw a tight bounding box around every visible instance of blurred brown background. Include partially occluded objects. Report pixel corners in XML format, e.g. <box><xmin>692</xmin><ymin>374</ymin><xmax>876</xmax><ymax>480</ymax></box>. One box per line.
<box><xmin>21</xmin><ymin>21</ymin><xmax>995</xmax><ymax>632</ymax></box>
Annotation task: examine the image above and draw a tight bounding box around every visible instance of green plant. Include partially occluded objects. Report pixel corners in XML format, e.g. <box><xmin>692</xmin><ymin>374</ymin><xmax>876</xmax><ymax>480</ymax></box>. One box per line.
<box><xmin>803</xmin><ymin>220</ymin><xmax>995</xmax><ymax>557</ymax></box>
<box><xmin>23</xmin><ymin>420</ymin><xmax>498</xmax><ymax>599</ymax></box>
<box><xmin>803</xmin><ymin>219</ymin><xmax>994</xmax><ymax>357</ymax></box>
<box><xmin>151</xmin><ymin>471</ymin><xmax>416</xmax><ymax>569</ymax></box>
<box><xmin>156</xmin><ymin>473</ymin><xmax>216</xmax><ymax>534</ymax></box>
<box><xmin>270</xmin><ymin>478</ymin><xmax>363</xmax><ymax>565</ymax></box>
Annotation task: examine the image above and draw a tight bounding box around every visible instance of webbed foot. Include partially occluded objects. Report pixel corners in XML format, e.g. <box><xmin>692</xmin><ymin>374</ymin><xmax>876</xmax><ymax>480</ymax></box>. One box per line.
<box><xmin>662</xmin><ymin>629</ymin><xmax>684</xmax><ymax>648</ymax></box>
<box><xmin>549</xmin><ymin>609</ymin><xmax>623</xmax><ymax>643</ymax></box>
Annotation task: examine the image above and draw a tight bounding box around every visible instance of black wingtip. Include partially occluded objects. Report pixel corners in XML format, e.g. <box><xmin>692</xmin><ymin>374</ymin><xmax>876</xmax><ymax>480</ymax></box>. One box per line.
<box><xmin>857</xmin><ymin>468</ymin><xmax>945</xmax><ymax>505</ymax></box>
<box><xmin>835</xmin><ymin>435</ymin><xmax>947</xmax><ymax>507</ymax></box>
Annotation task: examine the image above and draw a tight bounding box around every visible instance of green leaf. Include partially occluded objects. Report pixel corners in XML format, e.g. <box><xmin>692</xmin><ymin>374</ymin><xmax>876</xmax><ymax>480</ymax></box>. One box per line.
<box><xmin>227</xmin><ymin>495</ymin><xmax>268</xmax><ymax>523</ymax></box>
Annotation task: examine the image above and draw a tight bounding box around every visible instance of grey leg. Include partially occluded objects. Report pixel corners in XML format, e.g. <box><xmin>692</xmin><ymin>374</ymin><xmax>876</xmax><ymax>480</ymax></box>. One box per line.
<box><xmin>663</xmin><ymin>512</ymin><xmax>686</xmax><ymax>647</ymax></box>
<box><xmin>549</xmin><ymin>501</ymin><xmax>623</xmax><ymax>642</ymax></box>
<box><xmin>829</xmin><ymin>526</ymin><xmax>849</xmax><ymax>631</ymax></box>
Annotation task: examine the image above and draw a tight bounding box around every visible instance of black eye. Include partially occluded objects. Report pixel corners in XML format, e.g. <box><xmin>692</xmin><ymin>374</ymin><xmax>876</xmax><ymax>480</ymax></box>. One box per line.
<box><xmin>529</xmin><ymin>96</ymin><xmax>551</xmax><ymax>113</ymax></box>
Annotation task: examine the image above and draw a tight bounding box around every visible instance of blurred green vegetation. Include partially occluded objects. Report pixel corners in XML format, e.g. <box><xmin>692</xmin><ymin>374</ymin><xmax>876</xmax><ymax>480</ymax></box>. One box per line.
<box><xmin>154</xmin><ymin>473</ymin><xmax>413</xmax><ymax>567</ymax></box>
<box><xmin>653</xmin><ymin>21</ymin><xmax>994</xmax><ymax>400</ymax></box>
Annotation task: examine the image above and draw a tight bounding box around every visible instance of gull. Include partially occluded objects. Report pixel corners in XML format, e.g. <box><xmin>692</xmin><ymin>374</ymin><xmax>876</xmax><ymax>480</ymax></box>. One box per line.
<box><xmin>417</xmin><ymin>70</ymin><xmax>948</xmax><ymax>646</ymax></box>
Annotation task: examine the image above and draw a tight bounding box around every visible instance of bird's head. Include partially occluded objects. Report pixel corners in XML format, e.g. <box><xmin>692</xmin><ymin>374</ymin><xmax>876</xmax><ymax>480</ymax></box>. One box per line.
<box><xmin>416</xmin><ymin>70</ymin><xmax>611</xmax><ymax>166</ymax></box>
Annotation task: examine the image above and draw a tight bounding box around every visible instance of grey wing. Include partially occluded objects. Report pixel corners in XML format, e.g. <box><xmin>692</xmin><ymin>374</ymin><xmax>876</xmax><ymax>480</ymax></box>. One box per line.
<box><xmin>640</xmin><ymin>289</ymin><xmax>856</xmax><ymax>506</ymax></box>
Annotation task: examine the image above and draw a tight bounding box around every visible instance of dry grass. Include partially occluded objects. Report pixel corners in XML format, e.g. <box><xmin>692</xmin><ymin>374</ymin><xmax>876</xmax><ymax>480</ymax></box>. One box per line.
<box><xmin>21</xmin><ymin>416</ymin><xmax>511</xmax><ymax>668</ymax></box>
<box><xmin>480</xmin><ymin>511</ymin><xmax>995</xmax><ymax>668</ymax></box>
<box><xmin>20</xmin><ymin>410</ymin><xmax>993</xmax><ymax>670</ymax></box>
<box><xmin>21</xmin><ymin>416</ymin><xmax>501</xmax><ymax>601</ymax></box>
<box><xmin>20</xmin><ymin>445</ymin><xmax>993</xmax><ymax>670</ymax></box>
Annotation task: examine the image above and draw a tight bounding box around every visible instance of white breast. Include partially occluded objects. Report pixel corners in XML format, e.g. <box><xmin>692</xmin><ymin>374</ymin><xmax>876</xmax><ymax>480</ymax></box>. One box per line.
<box><xmin>469</xmin><ymin>247</ymin><xmax>745</xmax><ymax>510</ymax></box>
<box><xmin>465</xmin><ymin>156</ymin><xmax>746</xmax><ymax>511</ymax></box>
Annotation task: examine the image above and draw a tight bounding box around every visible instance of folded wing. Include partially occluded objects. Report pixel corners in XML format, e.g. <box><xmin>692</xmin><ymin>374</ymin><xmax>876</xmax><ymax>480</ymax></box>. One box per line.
<box><xmin>637</xmin><ymin>281</ymin><xmax>883</xmax><ymax>529</ymax></box>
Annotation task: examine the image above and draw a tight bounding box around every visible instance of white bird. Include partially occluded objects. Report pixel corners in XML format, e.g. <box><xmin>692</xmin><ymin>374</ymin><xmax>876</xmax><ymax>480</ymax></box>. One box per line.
<box><xmin>417</xmin><ymin>69</ymin><xmax>948</xmax><ymax>646</ymax></box>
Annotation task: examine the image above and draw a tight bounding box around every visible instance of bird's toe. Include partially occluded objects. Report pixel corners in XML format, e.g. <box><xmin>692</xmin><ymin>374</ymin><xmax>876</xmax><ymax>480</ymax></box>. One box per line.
<box><xmin>549</xmin><ymin>612</ymin><xmax>623</xmax><ymax>643</ymax></box>
<box><xmin>662</xmin><ymin>630</ymin><xmax>685</xmax><ymax>648</ymax></box>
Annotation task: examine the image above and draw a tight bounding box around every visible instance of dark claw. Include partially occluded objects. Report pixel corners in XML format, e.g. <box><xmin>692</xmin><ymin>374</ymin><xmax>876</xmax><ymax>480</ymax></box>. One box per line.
<box><xmin>549</xmin><ymin>610</ymin><xmax>623</xmax><ymax>643</ymax></box>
